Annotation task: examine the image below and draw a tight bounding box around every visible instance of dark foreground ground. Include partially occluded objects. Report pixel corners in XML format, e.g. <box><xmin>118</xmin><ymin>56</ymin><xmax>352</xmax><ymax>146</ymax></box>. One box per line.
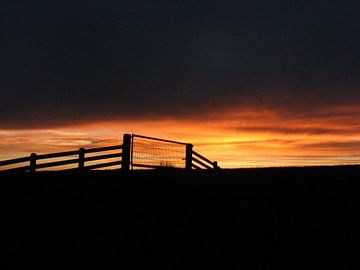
<box><xmin>1</xmin><ymin>166</ymin><xmax>360</xmax><ymax>269</ymax></box>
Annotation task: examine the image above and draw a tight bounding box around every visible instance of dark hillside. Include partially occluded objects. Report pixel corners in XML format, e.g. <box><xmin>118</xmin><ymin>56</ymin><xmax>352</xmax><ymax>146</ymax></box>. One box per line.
<box><xmin>1</xmin><ymin>166</ymin><xmax>360</xmax><ymax>269</ymax></box>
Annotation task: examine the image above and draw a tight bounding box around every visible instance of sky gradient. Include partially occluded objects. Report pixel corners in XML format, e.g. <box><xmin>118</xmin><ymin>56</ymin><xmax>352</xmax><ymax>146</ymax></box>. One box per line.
<box><xmin>1</xmin><ymin>2</ymin><xmax>359</xmax><ymax>167</ymax></box>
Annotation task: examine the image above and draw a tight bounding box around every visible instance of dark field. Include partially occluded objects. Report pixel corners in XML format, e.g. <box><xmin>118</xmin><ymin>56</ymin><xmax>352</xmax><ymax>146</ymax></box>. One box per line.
<box><xmin>2</xmin><ymin>166</ymin><xmax>360</xmax><ymax>269</ymax></box>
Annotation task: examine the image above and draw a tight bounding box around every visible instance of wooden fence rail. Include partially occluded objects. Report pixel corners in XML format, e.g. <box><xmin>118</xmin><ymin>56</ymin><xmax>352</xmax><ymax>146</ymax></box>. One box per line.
<box><xmin>192</xmin><ymin>150</ymin><xmax>220</xmax><ymax>170</ymax></box>
<box><xmin>0</xmin><ymin>156</ymin><xmax>31</xmax><ymax>167</ymax></box>
<box><xmin>0</xmin><ymin>134</ymin><xmax>131</xmax><ymax>173</ymax></box>
<box><xmin>0</xmin><ymin>144</ymin><xmax>124</xmax><ymax>173</ymax></box>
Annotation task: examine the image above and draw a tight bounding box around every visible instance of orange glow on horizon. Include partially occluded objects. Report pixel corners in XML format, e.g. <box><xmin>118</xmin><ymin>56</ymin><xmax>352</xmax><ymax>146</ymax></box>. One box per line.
<box><xmin>1</xmin><ymin>106</ymin><xmax>360</xmax><ymax>168</ymax></box>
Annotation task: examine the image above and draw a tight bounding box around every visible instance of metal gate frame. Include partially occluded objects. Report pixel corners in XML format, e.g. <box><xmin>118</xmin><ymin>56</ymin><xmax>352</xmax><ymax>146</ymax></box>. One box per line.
<box><xmin>130</xmin><ymin>134</ymin><xmax>193</xmax><ymax>170</ymax></box>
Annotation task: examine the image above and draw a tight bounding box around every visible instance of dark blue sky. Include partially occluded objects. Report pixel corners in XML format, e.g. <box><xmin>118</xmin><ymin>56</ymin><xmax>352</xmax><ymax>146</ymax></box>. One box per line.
<box><xmin>1</xmin><ymin>1</ymin><xmax>359</xmax><ymax>128</ymax></box>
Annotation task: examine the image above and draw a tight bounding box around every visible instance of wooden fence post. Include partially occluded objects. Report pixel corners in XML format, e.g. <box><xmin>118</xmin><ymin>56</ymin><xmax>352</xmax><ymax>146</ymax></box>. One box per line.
<box><xmin>78</xmin><ymin>148</ymin><xmax>85</xmax><ymax>170</ymax></box>
<box><xmin>213</xmin><ymin>161</ymin><xmax>218</xmax><ymax>170</ymax></box>
<box><xmin>185</xmin><ymin>144</ymin><xmax>193</xmax><ymax>171</ymax></box>
<box><xmin>122</xmin><ymin>134</ymin><xmax>131</xmax><ymax>171</ymax></box>
<box><xmin>30</xmin><ymin>153</ymin><xmax>37</xmax><ymax>173</ymax></box>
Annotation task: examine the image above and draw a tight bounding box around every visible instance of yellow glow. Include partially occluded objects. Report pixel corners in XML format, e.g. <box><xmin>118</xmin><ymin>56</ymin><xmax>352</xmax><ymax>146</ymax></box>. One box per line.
<box><xmin>1</xmin><ymin>106</ymin><xmax>360</xmax><ymax>168</ymax></box>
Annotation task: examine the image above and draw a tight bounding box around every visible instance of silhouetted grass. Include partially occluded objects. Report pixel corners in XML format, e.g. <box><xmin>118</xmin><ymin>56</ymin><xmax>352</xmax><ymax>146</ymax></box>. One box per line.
<box><xmin>1</xmin><ymin>166</ymin><xmax>360</xmax><ymax>269</ymax></box>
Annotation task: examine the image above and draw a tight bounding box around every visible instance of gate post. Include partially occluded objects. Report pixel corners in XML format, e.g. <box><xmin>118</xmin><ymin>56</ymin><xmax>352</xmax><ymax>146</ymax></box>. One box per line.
<box><xmin>185</xmin><ymin>144</ymin><xmax>193</xmax><ymax>171</ymax></box>
<box><xmin>213</xmin><ymin>161</ymin><xmax>218</xmax><ymax>170</ymax></box>
<box><xmin>122</xmin><ymin>134</ymin><xmax>131</xmax><ymax>171</ymax></box>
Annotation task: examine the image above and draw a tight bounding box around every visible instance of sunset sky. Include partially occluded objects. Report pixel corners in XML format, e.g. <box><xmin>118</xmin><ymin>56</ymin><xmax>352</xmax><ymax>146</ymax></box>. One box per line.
<box><xmin>1</xmin><ymin>2</ymin><xmax>360</xmax><ymax>168</ymax></box>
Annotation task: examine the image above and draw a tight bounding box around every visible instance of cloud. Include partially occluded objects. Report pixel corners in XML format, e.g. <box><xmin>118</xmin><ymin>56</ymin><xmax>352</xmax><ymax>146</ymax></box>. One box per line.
<box><xmin>230</xmin><ymin>126</ymin><xmax>360</xmax><ymax>136</ymax></box>
<box><xmin>0</xmin><ymin>2</ymin><xmax>359</xmax><ymax>129</ymax></box>
<box><xmin>301</xmin><ymin>141</ymin><xmax>360</xmax><ymax>152</ymax></box>
<box><xmin>0</xmin><ymin>129</ymin><xmax>119</xmax><ymax>155</ymax></box>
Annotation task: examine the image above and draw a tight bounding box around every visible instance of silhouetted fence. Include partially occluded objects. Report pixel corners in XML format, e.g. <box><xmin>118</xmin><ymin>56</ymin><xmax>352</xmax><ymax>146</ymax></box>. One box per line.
<box><xmin>0</xmin><ymin>134</ymin><xmax>219</xmax><ymax>172</ymax></box>
<box><xmin>0</xmin><ymin>144</ymin><xmax>124</xmax><ymax>172</ymax></box>
<box><xmin>192</xmin><ymin>150</ymin><xmax>219</xmax><ymax>170</ymax></box>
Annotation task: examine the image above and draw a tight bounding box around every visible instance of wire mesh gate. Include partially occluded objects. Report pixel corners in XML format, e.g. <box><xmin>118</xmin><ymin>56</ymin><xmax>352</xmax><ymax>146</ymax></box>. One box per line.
<box><xmin>130</xmin><ymin>134</ymin><xmax>189</xmax><ymax>169</ymax></box>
